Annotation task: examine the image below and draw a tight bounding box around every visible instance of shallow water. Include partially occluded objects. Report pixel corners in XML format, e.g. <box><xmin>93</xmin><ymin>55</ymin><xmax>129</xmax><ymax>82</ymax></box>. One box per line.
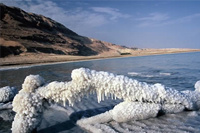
<box><xmin>0</xmin><ymin>52</ymin><xmax>200</xmax><ymax>132</ymax></box>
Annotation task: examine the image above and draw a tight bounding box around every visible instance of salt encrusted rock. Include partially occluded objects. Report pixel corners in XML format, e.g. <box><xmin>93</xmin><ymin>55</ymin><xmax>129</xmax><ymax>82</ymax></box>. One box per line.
<box><xmin>21</xmin><ymin>75</ymin><xmax>45</xmax><ymax>93</ymax></box>
<box><xmin>0</xmin><ymin>108</ymin><xmax>14</xmax><ymax>121</ymax></box>
<box><xmin>195</xmin><ymin>80</ymin><xmax>200</xmax><ymax>92</ymax></box>
<box><xmin>0</xmin><ymin>102</ymin><xmax>13</xmax><ymax>110</ymax></box>
<box><xmin>182</xmin><ymin>83</ymin><xmax>200</xmax><ymax>110</ymax></box>
<box><xmin>12</xmin><ymin>75</ymin><xmax>45</xmax><ymax>133</ymax></box>
<box><xmin>12</xmin><ymin>92</ymin><xmax>43</xmax><ymax>133</ymax></box>
<box><xmin>11</xmin><ymin>68</ymin><xmax>200</xmax><ymax>133</ymax></box>
<box><xmin>0</xmin><ymin>86</ymin><xmax>18</xmax><ymax>103</ymax></box>
<box><xmin>36</xmin><ymin>68</ymin><xmax>199</xmax><ymax>111</ymax></box>
<box><xmin>70</xmin><ymin>68</ymin><xmax>193</xmax><ymax>110</ymax></box>
<box><xmin>161</xmin><ymin>104</ymin><xmax>185</xmax><ymax>114</ymax></box>
<box><xmin>111</xmin><ymin>101</ymin><xmax>161</xmax><ymax>122</ymax></box>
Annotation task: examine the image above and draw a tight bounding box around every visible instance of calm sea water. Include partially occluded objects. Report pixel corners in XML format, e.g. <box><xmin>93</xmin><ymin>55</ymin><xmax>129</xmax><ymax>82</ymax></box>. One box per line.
<box><xmin>0</xmin><ymin>52</ymin><xmax>200</xmax><ymax>132</ymax></box>
<box><xmin>1</xmin><ymin>52</ymin><xmax>200</xmax><ymax>91</ymax></box>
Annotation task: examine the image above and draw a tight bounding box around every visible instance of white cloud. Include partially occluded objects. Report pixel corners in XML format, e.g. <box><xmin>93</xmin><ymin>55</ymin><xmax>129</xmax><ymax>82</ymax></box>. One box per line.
<box><xmin>1</xmin><ymin>0</ymin><xmax>130</xmax><ymax>35</ymax></box>
<box><xmin>136</xmin><ymin>12</ymin><xmax>200</xmax><ymax>27</ymax></box>
<box><xmin>137</xmin><ymin>13</ymin><xmax>169</xmax><ymax>21</ymax></box>
<box><xmin>24</xmin><ymin>1</ymin><xmax>108</xmax><ymax>28</ymax></box>
<box><xmin>91</xmin><ymin>7</ymin><xmax>130</xmax><ymax>20</ymax></box>
<box><xmin>164</xmin><ymin>13</ymin><xmax>200</xmax><ymax>25</ymax></box>
<box><xmin>136</xmin><ymin>13</ymin><xmax>170</xmax><ymax>27</ymax></box>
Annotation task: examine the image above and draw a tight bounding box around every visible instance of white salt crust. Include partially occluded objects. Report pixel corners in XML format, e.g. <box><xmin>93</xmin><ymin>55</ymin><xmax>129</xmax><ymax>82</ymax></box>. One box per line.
<box><xmin>10</xmin><ymin>68</ymin><xmax>200</xmax><ymax>133</ymax></box>
<box><xmin>0</xmin><ymin>86</ymin><xmax>17</xmax><ymax>103</ymax></box>
<box><xmin>12</xmin><ymin>75</ymin><xmax>45</xmax><ymax>133</ymax></box>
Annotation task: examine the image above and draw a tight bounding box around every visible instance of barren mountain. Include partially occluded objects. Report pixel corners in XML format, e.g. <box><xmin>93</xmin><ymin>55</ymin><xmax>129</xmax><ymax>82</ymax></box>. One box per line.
<box><xmin>0</xmin><ymin>3</ymin><xmax>130</xmax><ymax>57</ymax></box>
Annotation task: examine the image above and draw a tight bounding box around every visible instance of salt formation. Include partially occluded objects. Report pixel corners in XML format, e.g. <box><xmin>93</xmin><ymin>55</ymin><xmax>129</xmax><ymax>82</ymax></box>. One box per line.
<box><xmin>11</xmin><ymin>68</ymin><xmax>200</xmax><ymax>133</ymax></box>
<box><xmin>12</xmin><ymin>75</ymin><xmax>45</xmax><ymax>133</ymax></box>
<box><xmin>0</xmin><ymin>102</ymin><xmax>13</xmax><ymax>110</ymax></box>
<box><xmin>0</xmin><ymin>109</ymin><xmax>14</xmax><ymax>121</ymax></box>
<box><xmin>181</xmin><ymin>81</ymin><xmax>200</xmax><ymax>110</ymax></box>
<box><xmin>36</xmin><ymin>68</ymin><xmax>193</xmax><ymax>109</ymax></box>
<box><xmin>0</xmin><ymin>86</ymin><xmax>17</xmax><ymax>111</ymax></box>
<box><xmin>0</xmin><ymin>86</ymin><xmax>17</xmax><ymax>103</ymax></box>
<box><xmin>71</xmin><ymin>68</ymin><xmax>194</xmax><ymax>110</ymax></box>
<box><xmin>195</xmin><ymin>80</ymin><xmax>200</xmax><ymax>92</ymax></box>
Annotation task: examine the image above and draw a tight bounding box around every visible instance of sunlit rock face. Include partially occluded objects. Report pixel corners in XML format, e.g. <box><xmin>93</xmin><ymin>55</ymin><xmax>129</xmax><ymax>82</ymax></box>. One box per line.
<box><xmin>10</xmin><ymin>68</ymin><xmax>200</xmax><ymax>133</ymax></box>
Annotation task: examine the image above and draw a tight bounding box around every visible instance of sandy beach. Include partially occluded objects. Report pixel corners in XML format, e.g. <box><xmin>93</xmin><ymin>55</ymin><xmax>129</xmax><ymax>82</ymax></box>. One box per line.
<box><xmin>1</xmin><ymin>48</ymin><xmax>200</xmax><ymax>67</ymax></box>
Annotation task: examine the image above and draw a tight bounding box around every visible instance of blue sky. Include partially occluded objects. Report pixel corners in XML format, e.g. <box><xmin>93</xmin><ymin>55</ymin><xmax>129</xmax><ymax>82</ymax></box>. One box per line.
<box><xmin>1</xmin><ymin>0</ymin><xmax>200</xmax><ymax>48</ymax></box>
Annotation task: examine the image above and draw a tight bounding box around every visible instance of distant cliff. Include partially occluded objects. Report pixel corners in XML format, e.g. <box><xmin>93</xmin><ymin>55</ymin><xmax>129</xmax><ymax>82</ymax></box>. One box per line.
<box><xmin>0</xmin><ymin>3</ymin><xmax>131</xmax><ymax>57</ymax></box>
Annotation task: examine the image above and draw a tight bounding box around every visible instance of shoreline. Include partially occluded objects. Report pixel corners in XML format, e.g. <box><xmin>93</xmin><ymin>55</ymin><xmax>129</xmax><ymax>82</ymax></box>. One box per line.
<box><xmin>0</xmin><ymin>49</ymin><xmax>200</xmax><ymax>70</ymax></box>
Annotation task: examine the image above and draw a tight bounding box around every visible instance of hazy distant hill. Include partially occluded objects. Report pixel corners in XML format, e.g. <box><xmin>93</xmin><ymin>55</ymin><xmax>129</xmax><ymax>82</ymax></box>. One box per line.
<box><xmin>0</xmin><ymin>3</ymin><xmax>132</xmax><ymax>57</ymax></box>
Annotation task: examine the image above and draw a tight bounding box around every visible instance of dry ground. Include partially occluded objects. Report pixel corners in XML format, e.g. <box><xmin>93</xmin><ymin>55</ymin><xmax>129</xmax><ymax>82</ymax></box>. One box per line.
<box><xmin>0</xmin><ymin>48</ymin><xmax>200</xmax><ymax>67</ymax></box>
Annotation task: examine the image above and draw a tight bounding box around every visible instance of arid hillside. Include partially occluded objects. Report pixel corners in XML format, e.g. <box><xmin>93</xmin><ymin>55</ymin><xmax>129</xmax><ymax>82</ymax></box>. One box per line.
<box><xmin>1</xmin><ymin>4</ymin><xmax>199</xmax><ymax>66</ymax></box>
<box><xmin>0</xmin><ymin>3</ymin><xmax>130</xmax><ymax>57</ymax></box>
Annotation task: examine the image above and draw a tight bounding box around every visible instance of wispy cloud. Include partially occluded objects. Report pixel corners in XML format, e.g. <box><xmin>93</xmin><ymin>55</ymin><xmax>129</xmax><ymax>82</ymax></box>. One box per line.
<box><xmin>137</xmin><ymin>13</ymin><xmax>169</xmax><ymax>21</ymax></box>
<box><xmin>20</xmin><ymin>1</ymin><xmax>108</xmax><ymax>28</ymax></box>
<box><xmin>164</xmin><ymin>13</ymin><xmax>200</xmax><ymax>25</ymax></box>
<box><xmin>136</xmin><ymin>13</ymin><xmax>170</xmax><ymax>27</ymax></box>
<box><xmin>91</xmin><ymin>7</ymin><xmax>130</xmax><ymax>20</ymax></box>
<box><xmin>136</xmin><ymin>12</ymin><xmax>200</xmax><ymax>27</ymax></box>
<box><xmin>1</xmin><ymin>0</ymin><xmax>130</xmax><ymax>34</ymax></box>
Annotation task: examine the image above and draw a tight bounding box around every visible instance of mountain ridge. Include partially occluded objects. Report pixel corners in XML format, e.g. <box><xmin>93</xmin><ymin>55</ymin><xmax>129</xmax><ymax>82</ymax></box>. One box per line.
<box><xmin>0</xmin><ymin>3</ymin><xmax>130</xmax><ymax>57</ymax></box>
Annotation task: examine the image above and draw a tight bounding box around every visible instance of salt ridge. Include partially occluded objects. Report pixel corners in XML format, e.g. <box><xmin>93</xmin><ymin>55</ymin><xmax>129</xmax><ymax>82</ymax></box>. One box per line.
<box><xmin>7</xmin><ymin>68</ymin><xmax>200</xmax><ymax>132</ymax></box>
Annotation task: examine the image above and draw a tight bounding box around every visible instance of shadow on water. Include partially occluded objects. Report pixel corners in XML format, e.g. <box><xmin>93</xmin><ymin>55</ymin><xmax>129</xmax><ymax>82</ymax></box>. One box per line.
<box><xmin>38</xmin><ymin>106</ymin><xmax>114</xmax><ymax>133</ymax></box>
